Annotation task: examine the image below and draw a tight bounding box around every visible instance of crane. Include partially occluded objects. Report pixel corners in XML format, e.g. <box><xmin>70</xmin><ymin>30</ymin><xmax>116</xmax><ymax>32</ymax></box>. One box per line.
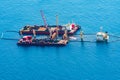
<box><xmin>40</xmin><ymin>10</ymin><xmax>47</xmax><ymax>28</ymax></box>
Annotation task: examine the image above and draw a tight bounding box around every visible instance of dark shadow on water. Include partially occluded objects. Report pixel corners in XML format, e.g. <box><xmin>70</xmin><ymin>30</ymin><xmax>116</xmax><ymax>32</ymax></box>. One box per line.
<box><xmin>96</xmin><ymin>42</ymin><xmax>109</xmax><ymax>46</ymax></box>
<box><xmin>55</xmin><ymin>47</ymin><xmax>60</xmax><ymax>59</ymax></box>
<box><xmin>95</xmin><ymin>42</ymin><xmax>110</xmax><ymax>55</ymax></box>
<box><xmin>17</xmin><ymin>45</ymin><xmax>64</xmax><ymax>55</ymax></box>
<box><xmin>81</xmin><ymin>41</ymin><xmax>85</xmax><ymax>47</ymax></box>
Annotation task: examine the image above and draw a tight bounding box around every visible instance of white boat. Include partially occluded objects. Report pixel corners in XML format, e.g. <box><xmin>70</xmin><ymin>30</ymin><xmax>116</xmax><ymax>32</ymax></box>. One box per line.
<box><xmin>96</xmin><ymin>32</ymin><xmax>109</xmax><ymax>42</ymax></box>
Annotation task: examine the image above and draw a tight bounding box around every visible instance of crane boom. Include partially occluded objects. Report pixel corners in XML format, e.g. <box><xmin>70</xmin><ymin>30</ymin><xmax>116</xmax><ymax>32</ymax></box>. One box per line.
<box><xmin>40</xmin><ymin>10</ymin><xmax>47</xmax><ymax>28</ymax></box>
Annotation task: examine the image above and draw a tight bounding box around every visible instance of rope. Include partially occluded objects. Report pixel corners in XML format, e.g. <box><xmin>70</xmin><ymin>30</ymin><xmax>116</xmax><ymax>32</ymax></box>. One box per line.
<box><xmin>5</xmin><ymin>30</ymin><xmax>19</xmax><ymax>33</ymax></box>
<box><xmin>74</xmin><ymin>33</ymin><xmax>95</xmax><ymax>35</ymax></box>
<box><xmin>0</xmin><ymin>33</ymin><xmax>3</xmax><ymax>39</ymax></box>
<box><xmin>69</xmin><ymin>40</ymin><xmax>95</xmax><ymax>43</ymax></box>
<box><xmin>108</xmin><ymin>39</ymin><xmax>120</xmax><ymax>43</ymax></box>
<box><xmin>109</xmin><ymin>35</ymin><xmax>120</xmax><ymax>38</ymax></box>
<box><xmin>1</xmin><ymin>38</ymin><xmax>19</xmax><ymax>41</ymax></box>
<box><xmin>0</xmin><ymin>31</ymin><xmax>19</xmax><ymax>41</ymax></box>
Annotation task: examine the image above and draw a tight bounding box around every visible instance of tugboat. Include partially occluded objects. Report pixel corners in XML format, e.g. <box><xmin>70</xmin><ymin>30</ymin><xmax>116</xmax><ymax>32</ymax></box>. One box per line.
<box><xmin>19</xmin><ymin>11</ymin><xmax>80</xmax><ymax>35</ymax></box>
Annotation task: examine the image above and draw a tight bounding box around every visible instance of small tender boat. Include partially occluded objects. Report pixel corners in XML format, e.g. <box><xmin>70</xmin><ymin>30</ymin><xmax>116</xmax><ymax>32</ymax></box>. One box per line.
<box><xmin>96</xmin><ymin>31</ymin><xmax>109</xmax><ymax>42</ymax></box>
<box><xmin>19</xmin><ymin>23</ymin><xmax>80</xmax><ymax>35</ymax></box>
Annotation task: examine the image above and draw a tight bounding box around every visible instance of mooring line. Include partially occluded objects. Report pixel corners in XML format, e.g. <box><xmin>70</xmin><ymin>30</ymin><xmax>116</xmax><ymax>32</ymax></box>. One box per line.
<box><xmin>1</xmin><ymin>38</ymin><xmax>19</xmax><ymax>41</ymax></box>
<box><xmin>109</xmin><ymin>35</ymin><xmax>120</xmax><ymax>38</ymax></box>
<box><xmin>109</xmin><ymin>39</ymin><xmax>120</xmax><ymax>43</ymax></box>
<box><xmin>74</xmin><ymin>33</ymin><xmax>95</xmax><ymax>35</ymax></box>
<box><xmin>69</xmin><ymin>40</ymin><xmax>95</xmax><ymax>43</ymax></box>
<box><xmin>0</xmin><ymin>32</ymin><xmax>3</xmax><ymax>39</ymax></box>
<box><xmin>5</xmin><ymin>30</ymin><xmax>19</xmax><ymax>33</ymax></box>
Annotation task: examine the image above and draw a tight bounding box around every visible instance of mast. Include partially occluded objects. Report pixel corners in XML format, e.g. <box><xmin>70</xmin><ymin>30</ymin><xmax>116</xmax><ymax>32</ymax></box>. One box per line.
<box><xmin>80</xmin><ymin>30</ymin><xmax>83</xmax><ymax>41</ymax></box>
<box><xmin>33</xmin><ymin>29</ymin><xmax>36</xmax><ymax>38</ymax></box>
<box><xmin>63</xmin><ymin>29</ymin><xmax>68</xmax><ymax>40</ymax></box>
<box><xmin>56</xmin><ymin>15</ymin><xmax>59</xmax><ymax>39</ymax></box>
<box><xmin>49</xmin><ymin>28</ymin><xmax>52</xmax><ymax>39</ymax></box>
<box><xmin>65</xmin><ymin>29</ymin><xmax>68</xmax><ymax>39</ymax></box>
<box><xmin>40</xmin><ymin>10</ymin><xmax>47</xmax><ymax>28</ymax></box>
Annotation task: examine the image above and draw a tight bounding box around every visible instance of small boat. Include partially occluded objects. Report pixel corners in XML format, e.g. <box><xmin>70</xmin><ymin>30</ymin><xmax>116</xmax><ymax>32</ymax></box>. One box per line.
<box><xmin>96</xmin><ymin>31</ymin><xmax>109</xmax><ymax>42</ymax></box>
<box><xmin>19</xmin><ymin>23</ymin><xmax>80</xmax><ymax>35</ymax></box>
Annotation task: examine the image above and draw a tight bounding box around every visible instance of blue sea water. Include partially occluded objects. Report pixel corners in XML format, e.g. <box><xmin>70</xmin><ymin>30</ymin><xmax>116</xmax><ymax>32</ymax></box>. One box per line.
<box><xmin>0</xmin><ymin>0</ymin><xmax>120</xmax><ymax>80</ymax></box>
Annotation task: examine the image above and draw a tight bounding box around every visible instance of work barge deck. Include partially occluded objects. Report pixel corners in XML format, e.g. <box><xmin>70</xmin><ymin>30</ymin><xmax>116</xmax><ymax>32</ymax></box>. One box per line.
<box><xmin>17</xmin><ymin>29</ymin><xmax>69</xmax><ymax>46</ymax></box>
<box><xmin>19</xmin><ymin>24</ymin><xmax>80</xmax><ymax>35</ymax></box>
<box><xmin>17</xmin><ymin>38</ymin><xmax>68</xmax><ymax>46</ymax></box>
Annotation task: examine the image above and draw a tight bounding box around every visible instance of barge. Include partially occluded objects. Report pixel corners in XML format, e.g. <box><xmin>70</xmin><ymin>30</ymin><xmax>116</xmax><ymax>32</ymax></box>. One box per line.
<box><xmin>17</xmin><ymin>29</ymin><xmax>68</xmax><ymax>46</ymax></box>
<box><xmin>17</xmin><ymin>38</ymin><xmax>68</xmax><ymax>46</ymax></box>
<box><xmin>19</xmin><ymin>23</ymin><xmax>80</xmax><ymax>35</ymax></box>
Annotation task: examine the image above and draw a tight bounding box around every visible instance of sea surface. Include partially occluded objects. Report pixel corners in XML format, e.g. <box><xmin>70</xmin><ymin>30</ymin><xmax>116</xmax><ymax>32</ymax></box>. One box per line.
<box><xmin>0</xmin><ymin>0</ymin><xmax>120</xmax><ymax>80</ymax></box>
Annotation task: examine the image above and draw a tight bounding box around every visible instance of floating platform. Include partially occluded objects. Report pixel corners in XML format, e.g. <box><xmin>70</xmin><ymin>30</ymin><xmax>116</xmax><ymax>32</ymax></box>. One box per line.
<box><xmin>19</xmin><ymin>23</ymin><xmax>80</xmax><ymax>35</ymax></box>
<box><xmin>17</xmin><ymin>36</ymin><xmax>68</xmax><ymax>46</ymax></box>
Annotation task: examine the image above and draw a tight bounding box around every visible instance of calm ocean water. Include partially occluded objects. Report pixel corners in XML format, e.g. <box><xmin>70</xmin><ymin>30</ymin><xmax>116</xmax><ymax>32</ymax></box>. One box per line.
<box><xmin>0</xmin><ymin>0</ymin><xmax>120</xmax><ymax>80</ymax></box>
